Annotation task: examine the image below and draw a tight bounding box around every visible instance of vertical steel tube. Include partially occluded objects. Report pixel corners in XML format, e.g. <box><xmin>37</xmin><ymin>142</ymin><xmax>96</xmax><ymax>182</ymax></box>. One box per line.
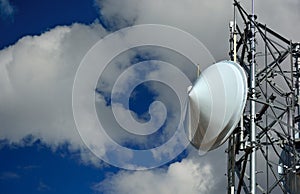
<box><xmin>232</xmin><ymin>5</ymin><xmax>237</xmax><ymax>194</ymax></box>
<box><xmin>297</xmin><ymin>55</ymin><xmax>300</xmax><ymax>192</ymax></box>
<box><xmin>233</xmin><ymin>4</ymin><xmax>245</xmax><ymax>151</ymax></box>
<box><xmin>228</xmin><ymin>17</ymin><xmax>236</xmax><ymax>194</ymax></box>
<box><xmin>227</xmin><ymin>4</ymin><xmax>238</xmax><ymax>194</ymax></box>
<box><xmin>263</xmin><ymin>25</ymin><xmax>270</xmax><ymax>194</ymax></box>
<box><xmin>295</xmin><ymin>44</ymin><xmax>300</xmax><ymax>140</ymax></box>
<box><xmin>250</xmin><ymin>0</ymin><xmax>256</xmax><ymax>194</ymax></box>
<box><xmin>292</xmin><ymin>44</ymin><xmax>300</xmax><ymax>193</ymax></box>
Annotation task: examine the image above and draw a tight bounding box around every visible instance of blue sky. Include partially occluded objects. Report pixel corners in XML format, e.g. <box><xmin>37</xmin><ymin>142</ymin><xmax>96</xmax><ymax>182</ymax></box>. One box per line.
<box><xmin>0</xmin><ymin>142</ymin><xmax>118</xmax><ymax>194</ymax></box>
<box><xmin>0</xmin><ymin>0</ymin><xmax>100</xmax><ymax>49</ymax></box>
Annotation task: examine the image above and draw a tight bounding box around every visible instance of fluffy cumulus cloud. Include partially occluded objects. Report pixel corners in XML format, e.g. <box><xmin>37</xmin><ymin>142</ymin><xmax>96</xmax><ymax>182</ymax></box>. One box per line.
<box><xmin>96</xmin><ymin>0</ymin><xmax>300</xmax><ymax>59</ymax></box>
<box><xmin>0</xmin><ymin>17</ymin><xmax>197</xmax><ymax>168</ymax></box>
<box><xmin>1</xmin><ymin>0</ymin><xmax>298</xmax><ymax>149</ymax></box>
<box><xmin>0</xmin><ymin>17</ymin><xmax>220</xmax><ymax>193</ymax></box>
<box><xmin>0</xmin><ymin>22</ymin><xmax>107</xmax><ymax>165</ymax></box>
<box><xmin>96</xmin><ymin>0</ymin><xmax>232</xmax><ymax>60</ymax></box>
<box><xmin>94</xmin><ymin>157</ymin><xmax>214</xmax><ymax>194</ymax></box>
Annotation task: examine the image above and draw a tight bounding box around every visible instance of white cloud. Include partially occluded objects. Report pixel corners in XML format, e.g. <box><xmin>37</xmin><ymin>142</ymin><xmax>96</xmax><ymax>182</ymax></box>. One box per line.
<box><xmin>0</xmin><ymin>20</ymin><xmax>198</xmax><ymax>169</ymax></box>
<box><xmin>96</xmin><ymin>0</ymin><xmax>300</xmax><ymax>60</ymax></box>
<box><xmin>0</xmin><ymin>19</ymin><xmax>225</xmax><ymax>189</ymax></box>
<box><xmin>0</xmin><ymin>0</ymin><xmax>297</xmax><ymax>149</ymax></box>
<box><xmin>0</xmin><ymin>21</ymin><xmax>107</xmax><ymax>165</ymax></box>
<box><xmin>0</xmin><ymin>18</ymin><xmax>197</xmax><ymax>170</ymax></box>
<box><xmin>94</xmin><ymin>157</ymin><xmax>215</xmax><ymax>194</ymax></box>
<box><xmin>96</xmin><ymin>0</ymin><xmax>232</xmax><ymax>60</ymax></box>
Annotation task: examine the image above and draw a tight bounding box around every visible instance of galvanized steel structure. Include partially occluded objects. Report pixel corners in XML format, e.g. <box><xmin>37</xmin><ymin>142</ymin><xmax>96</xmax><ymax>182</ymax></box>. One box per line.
<box><xmin>227</xmin><ymin>1</ymin><xmax>300</xmax><ymax>193</ymax></box>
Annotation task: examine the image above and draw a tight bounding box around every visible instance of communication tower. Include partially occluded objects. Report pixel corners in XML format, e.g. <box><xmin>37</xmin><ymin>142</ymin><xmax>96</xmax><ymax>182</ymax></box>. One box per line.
<box><xmin>227</xmin><ymin>1</ymin><xmax>300</xmax><ymax>193</ymax></box>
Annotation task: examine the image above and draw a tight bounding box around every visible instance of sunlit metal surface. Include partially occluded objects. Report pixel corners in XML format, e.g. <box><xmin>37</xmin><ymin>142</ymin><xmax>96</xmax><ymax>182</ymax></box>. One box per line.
<box><xmin>185</xmin><ymin>60</ymin><xmax>247</xmax><ymax>151</ymax></box>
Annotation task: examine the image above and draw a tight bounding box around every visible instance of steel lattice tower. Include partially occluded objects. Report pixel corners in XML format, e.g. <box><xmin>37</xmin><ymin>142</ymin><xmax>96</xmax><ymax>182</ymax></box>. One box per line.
<box><xmin>227</xmin><ymin>1</ymin><xmax>300</xmax><ymax>193</ymax></box>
